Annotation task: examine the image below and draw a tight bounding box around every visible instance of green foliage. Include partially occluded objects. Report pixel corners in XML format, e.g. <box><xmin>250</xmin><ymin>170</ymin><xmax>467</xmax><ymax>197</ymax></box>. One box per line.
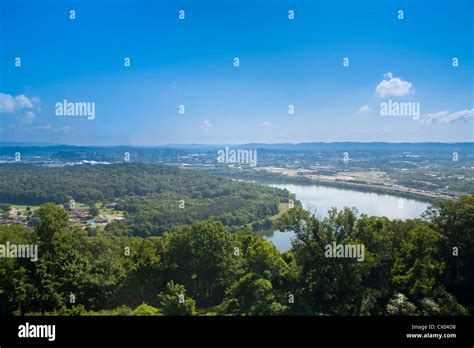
<box><xmin>1</xmin><ymin>193</ymin><xmax>472</xmax><ymax>316</ymax></box>
<box><xmin>424</xmin><ymin>288</ymin><xmax>468</xmax><ymax>315</ymax></box>
<box><xmin>386</xmin><ymin>293</ymin><xmax>418</xmax><ymax>315</ymax></box>
<box><xmin>35</xmin><ymin>203</ymin><xmax>69</xmax><ymax>245</ymax></box>
<box><xmin>0</xmin><ymin>164</ymin><xmax>289</xmax><ymax>236</ymax></box>
<box><xmin>0</xmin><ymin>224</ymin><xmax>36</xmax><ymax>314</ymax></box>
<box><xmin>424</xmin><ymin>195</ymin><xmax>474</xmax><ymax>311</ymax></box>
<box><xmin>391</xmin><ymin>225</ymin><xmax>444</xmax><ymax>299</ymax></box>
<box><xmin>220</xmin><ymin>274</ymin><xmax>286</xmax><ymax>315</ymax></box>
<box><xmin>275</xmin><ymin>206</ymin><xmax>373</xmax><ymax>315</ymax></box>
<box><xmin>25</xmin><ymin>305</ymin><xmax>87</xmax><ymax>316</ymax></box>
<box><xmin>25</xmin><ymin>304</ymin><xmax>161</xmax><ymax>316</ymax></box>
<box><xmin>160</xmin><ymin>221</ymin><xmax>241</xmax><ymax>306</ymax></box>
<box><xmin>84</xmin><ymin>305</ymin><xmax>133</xmax><ymax>316</ymax></box>
<box><xmin>157</xmin><ymin>281</ymin><xmax>196</xmax><ymax>316</ymax></box>
<box><xmin>131</xmin><ymin>303</ymin><xmax>161</xmax><ymax>316</ymax></box>
<box><xmin>88</xmin><ymin>203</ymin><xmax>100</xmax><ymax>218</ymax></box>
<box><xmin>0</xmin><ymin>203</ymin><xmax>10</xmax><ymax>219</ymax></box>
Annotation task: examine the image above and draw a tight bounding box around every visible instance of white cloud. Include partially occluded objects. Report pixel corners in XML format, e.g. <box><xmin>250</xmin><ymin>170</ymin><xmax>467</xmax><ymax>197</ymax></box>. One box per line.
<box><xmin>0</xmin><ymin>93</ymin><xmax>17</xmax><ymax>113</ymax></box>
<box><xmin>375</xmin><ymin>72</ymin><xmax>413</xmax><ymax>98</ymax></box>
<box><xmin>258</xmin><ymin>121</ymin><xmax>271</xmax><ymax>127</ymax></box>
<box><xmin>422</xmin><ymin>108</ymin><xmax>474</xmax><ymax>124</ymax></box>
<box><xmin>357</xmin><ymin>105</ymin><xmax>371</xmax><ymax>114</ymax></box>
<box><xmin>0</xmin><ymin>92</ymin><xmax>40</xmax><ymax>126</ymax></box>
<box><xmin>15</xmin><ymin>95</ymin><xmax>34</xmax><ymax>109</ymax></box>
<box><xmin>0</xmin><ymin>92</ymin><xmax>39</xmax><ymax>113</ymax></box>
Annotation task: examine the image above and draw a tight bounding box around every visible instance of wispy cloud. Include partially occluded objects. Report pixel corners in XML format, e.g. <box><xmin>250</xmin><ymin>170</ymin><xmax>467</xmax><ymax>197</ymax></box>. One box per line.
<box><xmin>20</xmin><ymin>111</ymin><xmax>36</xmax><ymax>124</ymax></box>
<box><xmin>421</xmin><ymin>108</ymin><xmax>474</xmax><ymax>124</ymax></box>
<box><xmin>258</xmin><ymin>121</ymin><xmax>271</xmax><ymax>127</ymax></box>
<box><xmin>35</xmin><ymin>125</ymin><xmax>53</xmax><ymax>130</ymax></box>
<box><xmin>357</xmin><ymin>105</ymin><xmax>371</xmax><ymax>114</ymax></box>
<box><xmin>375</xmin><ymin>72</ymin><xmax>413</xmax><ymax>98</ymax></box>
<box><xmin>54</xmin><ymin>126</ymin><xmax>71</xmax><ymax>135</ymax></box>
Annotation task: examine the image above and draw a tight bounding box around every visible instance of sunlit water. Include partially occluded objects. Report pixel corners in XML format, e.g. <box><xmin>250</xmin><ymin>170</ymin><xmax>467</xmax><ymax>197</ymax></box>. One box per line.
<box><xmin>260</xmin><ymin>184</ymin><xmax>430</xmax><ymax>252</ymax></box>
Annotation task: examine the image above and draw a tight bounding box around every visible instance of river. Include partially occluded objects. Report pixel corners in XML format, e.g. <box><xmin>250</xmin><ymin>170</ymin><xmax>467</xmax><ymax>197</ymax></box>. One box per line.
<box><xmin>259</xmin><ymin>183</ymin><xmax>430</xmax><ymax>252</ymax></box>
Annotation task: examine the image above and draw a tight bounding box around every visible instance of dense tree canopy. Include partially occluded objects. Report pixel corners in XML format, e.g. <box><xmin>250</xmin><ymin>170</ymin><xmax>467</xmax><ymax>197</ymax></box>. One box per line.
<box><xmin>0</xmin><ymin>194</ymin><xmax>472</xmax><ymax>316</ymax></box>
<box><xmin>0</xmin><ymin>163</ymin><xmax>291</xmax><ymax>236</ymax></box>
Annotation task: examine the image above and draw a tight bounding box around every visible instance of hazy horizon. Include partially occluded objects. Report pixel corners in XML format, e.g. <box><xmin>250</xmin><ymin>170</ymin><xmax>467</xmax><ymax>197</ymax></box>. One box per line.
<box><xmin>1</xmin><ymin>140</ymin><xmax>474</xmax><ymax>148</ymax></box>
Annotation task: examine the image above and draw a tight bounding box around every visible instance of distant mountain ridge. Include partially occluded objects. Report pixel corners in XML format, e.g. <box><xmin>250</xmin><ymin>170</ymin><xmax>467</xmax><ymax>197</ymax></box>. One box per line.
<box><xmin>1</xmin><ymin>141</ymin><xmax>473</xmax><ymax>151</ymax></box>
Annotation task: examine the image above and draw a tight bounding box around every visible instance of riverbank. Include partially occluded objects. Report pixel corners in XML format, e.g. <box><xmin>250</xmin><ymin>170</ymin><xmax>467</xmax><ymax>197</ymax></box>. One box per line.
<box><xmin>210</xmin><ymin>167</ymin><xmax>448</xmax><ymax>203</ymax></box>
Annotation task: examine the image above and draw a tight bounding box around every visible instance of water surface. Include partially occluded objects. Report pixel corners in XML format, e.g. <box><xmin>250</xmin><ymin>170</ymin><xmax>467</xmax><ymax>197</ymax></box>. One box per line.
<box><xmin>261</xmin><ymin>184</ymin><xmax>429</xmax><ymax>252</ymax></box>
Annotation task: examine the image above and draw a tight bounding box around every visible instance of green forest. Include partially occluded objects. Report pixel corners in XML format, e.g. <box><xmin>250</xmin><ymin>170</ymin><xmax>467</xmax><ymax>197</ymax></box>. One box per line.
<box><xmin>0</xmin><ymin>163</ymin><xmax>291</xmax><ymax>235</ymax></box>
<box><xmin>0</xmin><ymin>194</ymin><xmax>472</xmax><ymax>316</ymax></box>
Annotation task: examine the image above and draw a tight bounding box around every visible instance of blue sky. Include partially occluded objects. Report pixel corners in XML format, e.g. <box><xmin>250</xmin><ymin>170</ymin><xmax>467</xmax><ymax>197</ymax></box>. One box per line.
<box><xmin>0</xmin><ymin>0</ymin><xmax>473</xmax><ymax>145</ymax></box>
